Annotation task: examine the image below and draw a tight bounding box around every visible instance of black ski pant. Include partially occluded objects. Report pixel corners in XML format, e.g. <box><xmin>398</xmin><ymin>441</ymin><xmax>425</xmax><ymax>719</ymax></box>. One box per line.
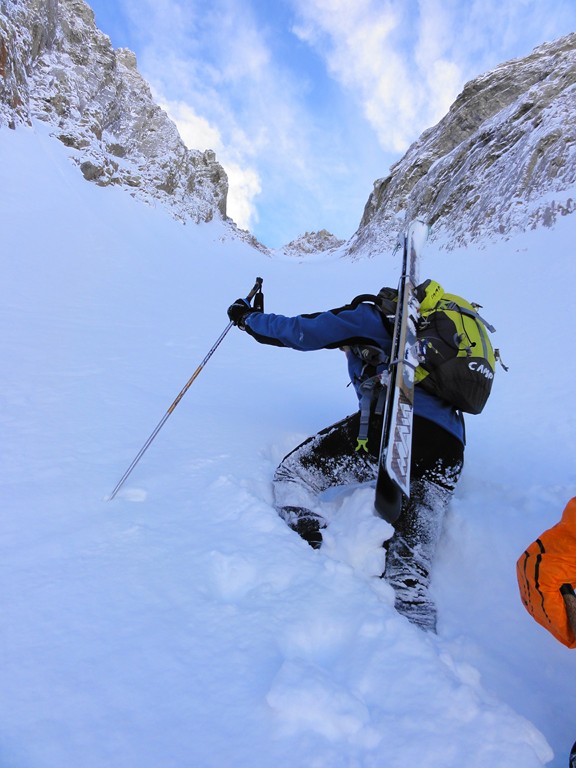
<box><xmin>273</xmin><ymin>411</ymin><xmax>464</xmax><ymax>630</ymax></box>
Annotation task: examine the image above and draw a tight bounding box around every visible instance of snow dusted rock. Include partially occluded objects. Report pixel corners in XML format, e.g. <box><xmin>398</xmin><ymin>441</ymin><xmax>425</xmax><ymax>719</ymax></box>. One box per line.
<box><xmin>0</xmin><ymin>0</ymin><xmax>228</xmax><ymax>224</ymax></box>
<box><xmin>281</xmin><ymin>229</ymin><xmax>346</xmax><ymax>257</ymax></box>
<box><xmin>348</xmin><ymin>33</ymin><xmax>576</xmax><ymax>256</ymax></box>
<box><xmin>0</xmin><ymin>0</ymin><xmax>32</xmax><ymax>128</ymax></box>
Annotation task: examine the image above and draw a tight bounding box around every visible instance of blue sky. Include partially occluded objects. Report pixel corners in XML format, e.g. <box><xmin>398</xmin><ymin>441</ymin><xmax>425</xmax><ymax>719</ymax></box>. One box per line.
<box><xmin>85</xmin><ymin>0</ymin><xmax>576</xmax><ymax>248</ymax></box>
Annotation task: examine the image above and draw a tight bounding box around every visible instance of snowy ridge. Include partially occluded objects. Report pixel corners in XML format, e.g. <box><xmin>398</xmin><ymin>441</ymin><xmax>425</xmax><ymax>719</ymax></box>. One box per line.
<box><xmin>348</xmin><ymin>33</ymin><xmax>576</xmax><ymax>256</ymax></box>
<box><xmin>0</xmin><ymin>0</ymin><xmax>229</xmax><ymax>227</ymax></box>
<box><xmin>3</xmin><ymin>4</ymin><xmax>575</xmax><ymax>261</ymax></box>
<box><xmin>2</xmin><ymin>120</ymin><xmax>575</xmax><ymax>768</ymax></box>
<box><xmin>278</xmin><ymin>229</ymin><xmax>347</xmax><ymax>259</ymax></box>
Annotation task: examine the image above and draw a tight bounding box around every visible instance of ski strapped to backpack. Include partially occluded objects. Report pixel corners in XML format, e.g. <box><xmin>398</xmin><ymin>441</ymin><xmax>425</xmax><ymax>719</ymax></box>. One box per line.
<box><xmin>356</xmin><ymin>279</ymin><xmax>506</xmax><ymax>417</ymax></box>
<box><xmin>373</xmin><ymin>220</ymin><xmax>425</xmax><ymax>522</ymax></box>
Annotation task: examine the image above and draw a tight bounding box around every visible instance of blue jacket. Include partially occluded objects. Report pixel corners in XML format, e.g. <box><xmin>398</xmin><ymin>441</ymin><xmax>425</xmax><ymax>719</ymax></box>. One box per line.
<box><xmin>244</xmin><ymin>299</ymin><xmax>465</xmax><ymax>445</ymax></box>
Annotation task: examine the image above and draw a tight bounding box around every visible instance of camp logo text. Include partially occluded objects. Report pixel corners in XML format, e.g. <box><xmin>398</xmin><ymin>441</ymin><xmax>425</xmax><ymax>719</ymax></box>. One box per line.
<box><xmin>468</xmin><ymin>361</ymin><xmax>494</xmax><ymax>380</ymax></box>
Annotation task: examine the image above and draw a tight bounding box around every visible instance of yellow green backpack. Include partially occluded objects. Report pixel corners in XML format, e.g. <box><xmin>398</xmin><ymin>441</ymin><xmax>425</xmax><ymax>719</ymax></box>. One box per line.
<box><xmin>374</xmin><ymin>280</ymin><xmax>503</xmax><ymax>414</ymax></box>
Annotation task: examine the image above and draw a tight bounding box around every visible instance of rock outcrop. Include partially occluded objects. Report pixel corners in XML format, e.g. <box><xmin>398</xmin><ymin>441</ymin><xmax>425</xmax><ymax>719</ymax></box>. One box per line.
<box><xmin>0</xmin><ymin>0</ymin><xmax>228</xmax><ymax>224</ymax></box>
<box><xmin>348</xmin><ymin>34</ymin><xmax>576</xmax><ymax>256</ymax></box>
<box><xmin>281</xmin><ymin>229</ymin><xmax>345</xmax><ymax>258</ymax></box>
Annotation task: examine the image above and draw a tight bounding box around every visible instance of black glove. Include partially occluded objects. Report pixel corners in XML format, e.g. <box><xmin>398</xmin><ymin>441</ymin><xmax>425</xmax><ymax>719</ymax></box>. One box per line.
<box><xmin>227</xmin><ymin>298</ymin><xmax>256</xmax><ymax>328</ymax></box>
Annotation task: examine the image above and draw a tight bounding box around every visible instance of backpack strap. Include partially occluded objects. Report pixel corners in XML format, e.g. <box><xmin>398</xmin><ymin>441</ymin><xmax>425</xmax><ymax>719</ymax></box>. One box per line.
<box><xmin>349</xmin><ymin>290</ymin><xmax>398</xmax><ymax>335</ymax></box>
<box><xmin>355</xmin><ymin>373</ymin><xmax>388</xmax><ymax>453</ymax></box>
<box><xmin>356</xmin><ymin>376</ymin><xmax>377</xmax><ymax>453</ymax></box>
<box><xmin>442</xmin><ymin>300</ymin><xmax>496</xmax><ymax>333</ymax></box>
<box><xmin>348</xmin><ymin>289</ymin><xmax>397</xmax><ymax>452</ymax></box>
<box><xmin>495</xmin><ymin>348</ymin><xmax>509</xmax><ymax>371</ymax></box>
<box><xmin>439</xmin><ymin>300</ymin><xmax>496</xmax><ymax>360</ymax></box>
<box><xmin>349</xmin><ymin>344</ymin><xmax>389</xmax><ymax>368</ymax></box>
<box><xmin>350</xmin><ymin>293</ymin><xmax>382</xmax><ymax>307</ymax></box>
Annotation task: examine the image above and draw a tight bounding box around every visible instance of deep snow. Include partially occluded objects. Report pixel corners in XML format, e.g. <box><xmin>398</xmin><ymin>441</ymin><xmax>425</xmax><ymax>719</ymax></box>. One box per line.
<box><xmin>1</xmin><ymin>121</ymin><xmax>575</xmax><ymax>768</ymax></box>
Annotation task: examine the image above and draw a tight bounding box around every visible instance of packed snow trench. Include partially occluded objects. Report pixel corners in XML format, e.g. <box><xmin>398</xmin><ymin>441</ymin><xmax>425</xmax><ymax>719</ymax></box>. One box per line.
<box><xmin>1</xmin><ymin>123</ymin><xmax>575</xmax><ymax>767</ymax></box>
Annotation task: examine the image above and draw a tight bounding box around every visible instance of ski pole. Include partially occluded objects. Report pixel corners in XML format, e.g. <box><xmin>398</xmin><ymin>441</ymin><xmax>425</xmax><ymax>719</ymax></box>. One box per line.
<box><xmin>561</xmin><ymin>583</ymin><xmax>576</xmax><ymax>636</ymax></box>
<box><xmin>107</xmin><ymin>276</ymin><xmax>263</xmax><ymax>500</ymax></box>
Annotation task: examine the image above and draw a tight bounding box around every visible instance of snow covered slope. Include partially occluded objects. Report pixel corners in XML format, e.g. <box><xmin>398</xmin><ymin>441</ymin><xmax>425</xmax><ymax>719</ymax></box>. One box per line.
<box><xmin>1</xmin><ymin>121</ymin><xmax>575</xmax><ymax>767</ymax></box>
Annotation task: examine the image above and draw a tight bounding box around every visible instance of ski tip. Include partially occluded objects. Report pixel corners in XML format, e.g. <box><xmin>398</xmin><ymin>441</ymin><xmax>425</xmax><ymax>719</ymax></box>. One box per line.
<box><xmin>408</xmin><ymin>219</ymin><xmax>430</xmax><ymax>238</ymax></box>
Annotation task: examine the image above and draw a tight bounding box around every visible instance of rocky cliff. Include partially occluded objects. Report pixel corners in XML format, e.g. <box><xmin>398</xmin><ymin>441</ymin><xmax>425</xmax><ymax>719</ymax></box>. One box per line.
<box><xmin>348</xmin><ymin>33</ymin><xmax>576</xmax><ymax>256</ymax></box>
<box><xmin>0</xmin><ymin>0</ymin><xmax>228</xmax><ymax>225</ymax></box>
<box><xmin>281</xmin><ymin>229</ymin><xmax>346</xmax><ymax>258</ymax></box>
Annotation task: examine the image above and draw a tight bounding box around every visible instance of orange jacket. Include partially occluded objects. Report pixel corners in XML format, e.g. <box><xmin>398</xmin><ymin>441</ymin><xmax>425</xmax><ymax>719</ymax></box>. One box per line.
<box><xmin>517</xmin><ymin>497</ymin><xmax>576</xmax><ymax>648</ymax></box>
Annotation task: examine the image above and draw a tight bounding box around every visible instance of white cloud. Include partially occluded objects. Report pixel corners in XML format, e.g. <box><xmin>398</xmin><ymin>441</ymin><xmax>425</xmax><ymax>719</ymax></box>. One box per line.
<box><xmin>290</xmin><ymin>0</ymin><xmax>576</xmax><ymax>154</ymax></box>
<box><xmin>224</xmin><ymin>164</ymin><xmax>262</xmax><ymax>232</ymax></box>
<box><xmin>290</xmin><ymin>0</ymin><xmax>466</xmax><ymax>152</ymax></box>
<box><xmin>122</xmin><ymin>0</ymin><xmax>335</xmax><ymax>244</ymax></box>
<box><xmin>162</xmin><ymin>102</ymin><xmax>222</xmax><ymax>154</ymax></box>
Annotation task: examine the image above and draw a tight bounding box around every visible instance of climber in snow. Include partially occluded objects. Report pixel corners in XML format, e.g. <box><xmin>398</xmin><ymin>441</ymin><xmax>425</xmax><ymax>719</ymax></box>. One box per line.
<box><xmin>227</xmin><ymin>281</ymin><xmax>473</xmax><ymax>634</ymax></box>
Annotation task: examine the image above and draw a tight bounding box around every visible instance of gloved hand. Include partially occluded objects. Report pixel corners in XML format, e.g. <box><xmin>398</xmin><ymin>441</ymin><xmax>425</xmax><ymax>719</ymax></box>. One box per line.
<box><xmin>227</xmin><ymin>298</ymin><xmax>256</xmax><ymax>328</ymax></box>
